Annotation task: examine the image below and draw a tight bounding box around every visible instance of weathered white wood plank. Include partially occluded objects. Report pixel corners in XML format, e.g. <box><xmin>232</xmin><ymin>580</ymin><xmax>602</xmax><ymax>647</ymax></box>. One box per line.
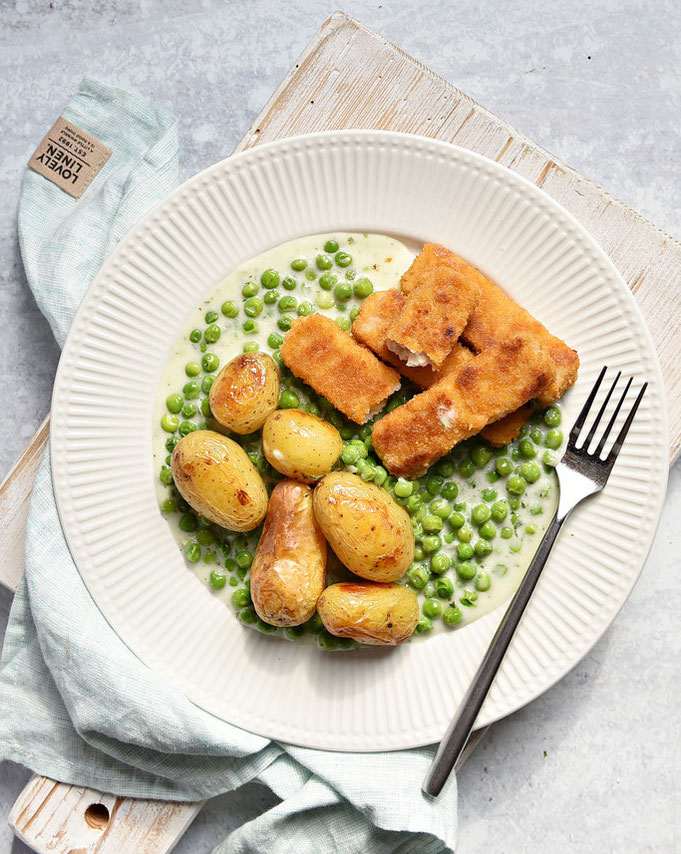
<box><xmin>9</xmin><ymin>776</ymin><xmax>204</xmax><ymax>854</ymax></box>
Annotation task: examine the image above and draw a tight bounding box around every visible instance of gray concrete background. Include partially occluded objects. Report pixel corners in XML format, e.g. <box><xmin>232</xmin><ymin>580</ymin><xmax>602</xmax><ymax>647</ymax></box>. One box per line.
<box><xmin>1</xmin><ymin>1</ymin><xmax>679</xmax><ymax>851</ymax></box>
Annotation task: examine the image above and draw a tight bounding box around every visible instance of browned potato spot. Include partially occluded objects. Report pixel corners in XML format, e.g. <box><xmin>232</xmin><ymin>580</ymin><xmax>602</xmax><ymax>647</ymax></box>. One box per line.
<box><xmin>171</xmin><ymin>430</ymin><xmax>267</xmax><ymax>531</ymax></box>
<box><xmin>262</xmin><ymin>410</ymin><xmax>342</xmax><ymax>483</ymax></box>
<box><xmin>317</xmin><ymin>582</ymin><xmax>419</xmax><ymax>645</ymax></box>
<box><xmin>251</xmin><ymin>480</ymin><xmax>327</xmax><ymax>626</ymax></box>
<box><xmin>312</xmin><ymin>472</ymin><xmax>414</xmax><ymax>582</ymax></box>
<box><xmin>208</xmin><ymin>352</ymin><xmax>280</xmax><ymax>434</ymax></box>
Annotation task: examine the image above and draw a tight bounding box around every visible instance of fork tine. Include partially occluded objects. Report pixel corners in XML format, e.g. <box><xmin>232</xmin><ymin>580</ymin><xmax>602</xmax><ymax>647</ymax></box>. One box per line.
<box><xmin>605</xmin><ymin>382</ymin><xmax>647</xmax><ymax>465</ymax></box>
<box><xmin>569</xmin><ymin>365</ymin><xmax>607</xmax><ymax>445</ymax></box>
<box><xmin>594</xmin><ymin>376</ymin><xmax>633</xmax><ymax>458</ymax></box>
<box><xmin>580</xmin><ymin>370</ymin><xmax>621</xmax><ymax>450</ymax></box>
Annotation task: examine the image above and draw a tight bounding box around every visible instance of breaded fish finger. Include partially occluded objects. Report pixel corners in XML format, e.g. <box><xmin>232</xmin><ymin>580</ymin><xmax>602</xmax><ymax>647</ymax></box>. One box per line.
<box><xmin>480</xmin><ymin>403</ymin><xmax>534</xmax><ymax>447</ymax></box>
<box><xmin>352</xmin><ymin>290</ymin><xmax>475</xmax><ymax>387</ymax></box>
<box><xmin>280</xmin><ymin>314</ymin><xmax>400</xmax><ymax>424</ymax></box>
<box><xmin>386</xmin><ymin>269</ymin><xmax>480</xmax><ymax>369</ymax></box>
<box><xmin>400</xmin><ymin>243</ymin><xmax>460</xmax><ymax>294</ymax></box>
<box><xmin>372</xmin><ymin>339</ymin><xmax>551</xmax><ymax>477</ymax></box>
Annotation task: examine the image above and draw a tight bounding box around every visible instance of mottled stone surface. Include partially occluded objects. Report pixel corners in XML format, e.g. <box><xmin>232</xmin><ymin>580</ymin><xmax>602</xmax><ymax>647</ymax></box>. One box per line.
<box><xmin>0</xmin><ymin>1</ymin><xmax>679</xmax><ymax>851</ymax></box>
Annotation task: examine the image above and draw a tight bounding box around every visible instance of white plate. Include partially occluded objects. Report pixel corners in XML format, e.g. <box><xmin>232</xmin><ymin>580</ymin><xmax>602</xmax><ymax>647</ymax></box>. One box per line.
<box><xmin>51</xmin><ymin>131</ymin><xmax>668</xmax><ymax>751</ymax></box>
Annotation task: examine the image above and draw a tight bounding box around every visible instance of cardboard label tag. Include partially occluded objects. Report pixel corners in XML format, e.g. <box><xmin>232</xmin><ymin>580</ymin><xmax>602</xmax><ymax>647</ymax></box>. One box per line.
<box><xmin>28</xmin><ymin>116</ymin><xmax>112</xmax><ymax>199</ymax></box>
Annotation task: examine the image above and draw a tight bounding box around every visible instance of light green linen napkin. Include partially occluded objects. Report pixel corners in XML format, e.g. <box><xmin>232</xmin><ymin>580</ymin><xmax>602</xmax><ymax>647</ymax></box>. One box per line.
<box><xmin>0</xmin><ymin>77</ymin><xmax>458</xmax><ymax>854</ymax></box>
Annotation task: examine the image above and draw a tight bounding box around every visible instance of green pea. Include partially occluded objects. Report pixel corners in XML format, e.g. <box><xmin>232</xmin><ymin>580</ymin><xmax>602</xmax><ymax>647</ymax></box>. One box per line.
<box><xmin>278</xmin><ymin>295</ymin><xmax>297</xmax><ymax>313</ymax></box>
<box><xmin>179</xmin><ymin>420</ymin><xmax>197</xmax><ymax>436</ymax></box>
<box><xmin>456</xmin><ymin>561</ymin><xmax>477</xmax><ymax>580</ymax></box>
<box><xmin>161</xmin><ymin>498</ymin><xmax>178</xmax><ymax>514</ymax></box>
<box><xmin>291</xmin><ymin>258</ymin><xmax>307</xmax><ymax>271</ymax></box>
<box><xmin>277</xmin><ymin>316</ymin><xmax>292</xmax><ymax>333</ymax></box>
<box><xmin>422</xmin><ymin>515</ymin><xmax>443</xmax><ymax>533</ymax></box>
<box><xmin>200</xmin><ymin>376</ymin><xmax>214</xmax><ymax>395</ymax></box>
<box><xmin>277</xmin><ymin>278</ymin><xmax>294</xmax><ymax>295</ymax></box>
<box><xmin>430</xmin><ymin>498</ymin><xmax>452</xmax><ymax>519</ymax></box>
<box><xmin>330</xmin><ymin>316</ymin><xmax>349</xmax><ymax>331</ymax></box>
<box><xmin>353</xmin><ymin>277</ymin><xmax>374</xmax><ymax>298</ymax></box>
<box><xmin>457</xmin><ymin>525</ymin><xmax>473</xmax><ymax>543</ymax></box>
<box><xmin>530</xmin><ymin>504</ymin><xmax>543</xmax><ymax>516</ymax></box>
<box><xmin>232</xmin><ymin>587</ymin><xmax>251</xmax><ymax>608</ymax></box>
<box><xmin>430</xmin><ymin>553</ymin><xmax>451</xmax><ymax>575</ymax></box>
<box><xmin>239</xmin><ymin>607</ymin><xmax>257</xmax><ymax>625</ymax></box>
<box><xmin>501</xmin><ymin>526</ymin><xmax>513</xmax><ymax>539</ymax></box>
<box><xmin>189</xmin><ymin>329</ymin><xmax>202</xmax><ymax>343</ymax></box>
<box><xmin>495</xmin><ymin>457</ymin><xmax>513</xmax><ymax>476</ymax></box>
<box><xmin>312</xmin><ymin>291</ymin><xmax>333</xmax><ymax>310</ymax></box>
<box><xmin>416</xmin><ymin>617</ymin><xmax>433</xmax><ymax>634</ymax></box>
<box><xmin>449</xmin><ymin>511</ymin><xmax>465</xmax><ymax>530</ymax></box>
<box><xmin>242</xmin><ymin>319</ymin><xmax>259</xmax><ymax>335</ymax></box>
<box><xmin>471</xmin><ymin>445</ymin><xmax>492</xmax><ymax>468</ymax></box>
<box><xmin>235</xmin><ymin>550</ymin><xmax>252</xmax><ymax>570</ymax></box>
<box><xmin>244</xmin><ymin>297</ymin><xmax>264</xmax><ymax>317</ymax></box>
<box><xmin>318</xmin><ymin>630</ymin><xmax>339</xmax><ymax>651</ymax></box>
<box><xmin>159</xmin><ymin>465</ymin><xmax>173</xmax><ymax>484</ymax></box>
<box><xmin>475</xmin><ymin>572</ymin><xmax>491</xmax><ymax>592</ymax></box>
<box><xmin>479</xmin><ymin>521</ymin><xmax>496</xmax><ymax>540</ymax></box>
<box><xmin>373</xmin><ymin>466</ymin><xmax>387</xmax><ymax>487</ymax></box>
<box><xmin>482</xmin><ymin>487</ymin><xmax>498</xmax><ymax>503</ymax></box>
<box><xmin>243</xmin><ymin>341</ymin><xmax>259</xmax><ymax>353</ymax></box>
<box><xmin>530</xmin><ymin>427</ymin><xmax>543</xmax><ymax>445</ymax></box>
<box><xmin>441</xmin><ymin>481</ymin><xmax>459</xmax><ymax>501</ymax></box>
<box><xmin>205</xmin><ymin>310</ymin><xmax>218</xmax><ymax>324</ymax></box>
<box><xmin>324</xmin><ymin>239</ymin><xmax>339</xmax><ymax>253</ymax></box>
<box><xmin>196</xmin><ymin>528</ymin><xmax>215</xmax><ymax>546</ymax></box>
<box><xmin>544</xmin><ymin>407</ymin><xmax>562</xmax><ymax>427</ymax></box>
<box><xmin>491</xmin><ymin>500</ymin><xmax>508</xmax><ymax>522</ymax></box>
<box><xmin>349</xmin><ymin>307</ymin><xmax>359</xmax><ymax>321</ymax></box>
<box><xmin>165</xmin><ymin>435</ymin><xmax>180</xmax><ymax>452</ymax></box>
<box><xmin>413</xmin><ymin>545</ymin><xmax>425</xmax><ymax>562</ymax></box>
<box><xmin>508</xmin><ymin>496</ymin><xmax>521</xmax><ymax>511</ymax></box>
<box><xmin>359</xmin><ymin>462</ymin><xmax>376</xmax><ymax>482</ymax></box>
<box><xmin>166</xmin><ymin>393</ymin><xmax>183</xmax><ymax>414</ymax></box>
<box><xmin>526</xmin><ymin>523</ymin><xmax>537</xmax><ymax>535</ymax></box>
<box><xmin>394</xmin><ymin>478</ymin><xmax>413</xmax><ymax>498</ymax></box>
<box><xmin>209</xmin><ymin>569</ymin><xmax>227</xmax><ymax>589</ymax></box>
<box><xmin>315</xmin><ymin>253</ymin><xmax>332</xmax><ymax>271</ymax></box>
<box><xmin>474</xmin><ymin>539</ymin><xmax>493</xmax><ymax>557</ymax></box>
<box><xmin>305</xmin><ymin>268</ymin><xmax>317</xmax><ymax>281</ymax></box>
<box><xmin>519</xmin><ymin>438</ymin><xmax>537</xmax><ymax>458</ymax></box>
<box><xmin>203</xmin><ymin>323</ymin><xmax>221</xmax><ymax>344</ymax></box>
<box><xmin>260</xmin><ymin>268</ymin><xmax>279</xmax><ymax>289</ymax></box>
<box><xmin>199</xmin><ymin>398</ymin><xmax>210</xmax><ymax>417</ymax></box>
<box><xmin>424</xmin><ymin>475</ymin><xmax>442</xmax><ymax>496</ymax></box>
<box><xmin>335</xmin><ymin>251</ymin><xmax>352</xmax><ymax>267</ymax></box>
<box><xmin>185</xmin><ymin>543</ymin><xmax>201</xmax><ymax>563</ymax></box>
<box><xmin>507</xmin><ymin>474</ymin><xmax>527</xmax><ymax>495</ymax></box>
<box><xmin>405</xmin><ymin>495</ymin><xmax>422</xmax><ymax>515</ymax></box>
<box><xmin>221</xmin><ymin>300</ymin><xmax>238</xmax><ymax>318</ymax></box>
<box><xmin>340</xmin><ymin>444</ymin><xmax>360</xmax><ymax>465</ymax></box>
<box><xmin>297</xmin><ymin>301</ymin><xmax>315</xmax><ymax>316</ymax></box>
<box><xmin>472</xmin><ymin>503</ymin><xmax>491</xmax><ymax>525</ymax></box>
<box><xmin>263</xmin><ymin>290</ymin><xmax>278</xmax><ymax>305</ymax></box>
<box><xmin>521</xmin><ymin>461</ymin><xmax>541</xmax><ymax>483</ymax></box>
<box><xmin>545</xmin><ymin>429</ymin><xmax>563</xmax><ymax>449</ymax></box>
<box><xmin>183</xmin><ymin>380</ymin><xmax>201</xmax><ymax>399</ymax></box>
<box><xmin>185</xmin><ymin>361</ymin><xmax>201</xmax><ymax>377</ymax></box>
<box><xmin>240</xmin><ymin>282</ymin><xmax>257</xmax><ymax>299</ymax></box>
<box><xmin>457</xmin><ymin>542</ymin><xmax>474</xmax><ymax>560</ymax></box>
<box><xmin>318</xmin><ymin>272</ymin><xmax>337</xmax><ymax>291</ymax></box>
<box><xmin>161</xmin><ymin>413</ymin><xmax>179</xmax><ymax>433</ymax></box>
<box><xmin>279</xmin><ymin>390</ymin><xmax>300</xmax><ymax>409</ymax></box>
<box><xmin>334</xmin><ymin>282</ymin><xmax>352</xmax><ymax>302</ymax></box>
<box><xmin>201</xmin><ymin>353</ymin><xmax>219</xmax><ymax>373</ymax></box>
<box><xmin>434</xmin><ymin>576</ymin><xmax>454</xmax><ymax>599</ymax></box>
<box><xmin>458</xmin><ymin>459</ymin><xmax>475</xmax><ymax>479</ymax></box>
<box><xmin>443</xmin><ymin>605</ymin><xmax>463</xmax><ymax>626</ymax></box>
<box><xmin>408</xmin><ymin>565</ymin><xmax>430</xmax><ymax>590</ymax></box>
<box><xmin>181</xmin><ymin>402</ymin><xmax>197</xmax><ymax>419</ymax></box>
<box><xmin>543</xmin><ymin>449</ymin><xmax>559</xmax><ymax>467</ymax></box>
<box><xmin>421</xmin><ymin>598</ymin><xmax>441</xmax><ymax>619</ymax></box>
<box><xmin>421</xmin><ymin>535</ymin><xmax>442</xmax><ymax>554</ymax></box>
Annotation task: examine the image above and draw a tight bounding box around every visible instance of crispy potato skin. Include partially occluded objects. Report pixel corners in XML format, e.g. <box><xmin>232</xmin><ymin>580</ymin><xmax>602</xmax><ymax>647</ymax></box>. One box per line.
<box><xmin>280</xmin><ymin>314</ymin><xmax>400</xmax><ymax>424</ymax></box>
<box><xmin>313</xmin><ymin>472</ymin><xmax>414</xmax><ymax>582</ymax></box>
<box><xmin>208</xmin><ymin>352</ymin><xmax>280</xmax><ymax>434</ymax></box>
<box><xmin>317</xmin><ymin>582</ymin><xmax>419</xmax><ymax>645</ymax></box>
<box><xmin>352</xmin><ymin>290</ymin><xmax>475</xmax><ymax>386</ymax></box>
<box><xmin>250</xmin><ymin>480</ymin><xmax>327</xmax><ymax>627</ymax></box>
<box><xmin>372</xmin><ymin>340</ymin><xmax>552</xmax><ymax>477</ymax></box>
<box><xmin>171</xmin><ymin>430</ymin><xmax>267</xmax><ymax>531</ymax></box>
<box><xmin>480</xmin><ymin>403</ymin><xmax>534</xmax><ymax>447</ymax></box>
<box><xmin>262</xmin><ymin>410</ymin><xmax>342</xmax><ymax>483</ymax></box>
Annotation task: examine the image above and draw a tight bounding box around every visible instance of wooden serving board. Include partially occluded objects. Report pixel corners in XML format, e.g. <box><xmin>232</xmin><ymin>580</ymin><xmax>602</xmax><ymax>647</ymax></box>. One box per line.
<box><xmin>4</xmin><ymin>11</ymin><xmax>681</xmax><ymax>852</ymax></box>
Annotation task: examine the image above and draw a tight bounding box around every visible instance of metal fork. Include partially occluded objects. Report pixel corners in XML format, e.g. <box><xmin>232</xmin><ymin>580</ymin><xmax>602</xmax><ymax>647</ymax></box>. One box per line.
<box><xmin>423</xmin><ymin>367</ymin><xmax>647</xmax><ymax>797</ymax></box>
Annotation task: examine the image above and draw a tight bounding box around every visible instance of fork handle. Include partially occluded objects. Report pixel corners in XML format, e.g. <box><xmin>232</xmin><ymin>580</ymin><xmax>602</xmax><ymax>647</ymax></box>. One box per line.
<box><xmin>423</xmin><ymin>511</ymin><xmax>566</xmax><ymax>797</ymax></box>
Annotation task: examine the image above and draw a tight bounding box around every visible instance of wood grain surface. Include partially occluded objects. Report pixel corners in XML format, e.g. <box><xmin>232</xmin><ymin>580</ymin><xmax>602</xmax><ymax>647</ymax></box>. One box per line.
<box><xmin>5</xmin><ymin>10</ymin><xmax>680</xmax><ymax>853</ymax></box>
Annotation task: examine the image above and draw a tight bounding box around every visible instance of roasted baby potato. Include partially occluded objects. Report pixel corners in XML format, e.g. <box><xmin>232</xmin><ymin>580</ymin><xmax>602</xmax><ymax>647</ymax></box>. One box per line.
<box><xmin>250</xmin><ymin>480</ymin><xmax>327</xmax><ymax>626</ymax></box>
<box><xmin>208</xmin><ymin>352</ymin><xmax>280</xmax><ymax>434</ymax></box>
<box><xmin>262</xmin><ymin>410</ymin><xmax>342</xmax><ymax>483</ymax></box>
<box><xmin>317</xmin><ymin>582</ymin><xmax>419</xmax><ymax>645</ymax></box>
<box><xmin>171</xmin><ymin>430</ymin><xmax>267</xmax><ymax>531</ymax></box>
<box><xmin>312</xmin><ymin>472</ymin><xmax>414</xmax><ymax>582</ymax></box>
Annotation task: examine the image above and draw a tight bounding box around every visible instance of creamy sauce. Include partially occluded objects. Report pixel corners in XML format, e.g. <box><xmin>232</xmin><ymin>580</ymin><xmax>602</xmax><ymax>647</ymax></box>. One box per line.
<box><xmin>152</xmin><ymin>232</ymin><xmax>559</xmax><ymax>647</ymax></box>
